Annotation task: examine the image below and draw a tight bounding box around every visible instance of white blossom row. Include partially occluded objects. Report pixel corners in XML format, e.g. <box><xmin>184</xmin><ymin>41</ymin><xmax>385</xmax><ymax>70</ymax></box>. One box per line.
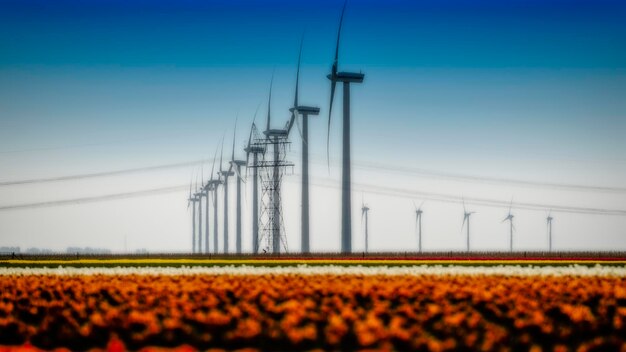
<box><xmin>1</xmin><ymin>264</ymin><xmax>625</xmax><ymax>277</ymax></box>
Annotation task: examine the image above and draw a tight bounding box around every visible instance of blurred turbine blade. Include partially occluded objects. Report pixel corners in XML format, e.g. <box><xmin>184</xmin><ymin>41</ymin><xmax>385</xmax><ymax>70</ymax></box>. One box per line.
<box><xmin>232</xmin><ymin>113</ymin><xmax>238</xmax><ymax>162</ymax></box>
<box><xmin>266</xmin><ymin>72</ymin><xmax>274</xmax><ymax>132</ymax></box>
<box><xmin>327</xmin><ymin>2</ymin><xmax>346</xmax><ymax>172</ymax></box>
<box><xmin>209</xmin><ymin>142</ymin><xmax>219</xmax><ymax>183</ymax></box>
<box><xmin>334</xmin><ymin>1</ymin><xmax>347</xmax><ymax>73</ymax></box>
<box><xmin>219</xmin><ymin>133</ymin><xmax>225</xmax><ymax>174</ymax></box>
<box><xmin>295</xmin><ymin>111</ymin><xmax>307</xmax><ymax>146</ymax></box>
<box><xmin>234</xmin><ymin>164</ymin><xmax>246</xmax><ymax>184</ymax></box>
<box><xmin>327</xmin><ymin>80</ymin><xmax>336</xmax><ymax>172</ymax></box>
<box><xmin>295</xmin><ymin>32</ymin><xmax>303</xmax><ymax>109</ymax></box>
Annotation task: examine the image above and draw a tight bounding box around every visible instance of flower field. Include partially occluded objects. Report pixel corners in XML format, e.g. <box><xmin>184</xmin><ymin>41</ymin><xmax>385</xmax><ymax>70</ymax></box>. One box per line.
<box><xmin>1</xmin><ymin>265</ymin><xmax>625</xmax><ymax>351</ymax></box>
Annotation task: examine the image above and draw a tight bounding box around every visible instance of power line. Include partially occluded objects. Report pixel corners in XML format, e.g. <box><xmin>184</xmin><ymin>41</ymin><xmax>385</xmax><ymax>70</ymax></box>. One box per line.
<box><xmin>1</xmin><ymin>177</ymin><xmax>625</xmax><ymax>216</ymax></box>
<box><xmin>0</xmin><ymin>186</ymin><xmax>187</xmax><ymax>211</ymax></box>
<box><xmin>298</xmin><ymin>153</ymin><xmax>626</xmax><ymax>194</ymax></box>
<box><xmin>4</xmin><ymin>155</ymin><xmax>626</xmax><ymax>195</ymax></box>
<box><xmin>352</xmin><ymin>160</ymin><xmax>626</xmax><ymax>194</ymax></box>
<box><xmin>0</xmin><ymin>133</ymin><xmax>191</xmax><ymax>155</ymax></box>
<box><xmin>299</xmin><ymin>177</ymin><xmax>626</xmax><ymax>216</ymax></box>
<box><xmin>0</xmin><ymin>159</ymin><xmax>211</xmax><ymax>187</ymax></box>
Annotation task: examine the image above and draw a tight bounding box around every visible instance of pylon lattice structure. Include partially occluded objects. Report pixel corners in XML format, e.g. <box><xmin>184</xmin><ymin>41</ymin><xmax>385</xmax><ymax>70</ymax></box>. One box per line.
<box><xmin>250</xmin><ymin>131</ymin><xmax>293</xmax><ymax>254</ymax></box>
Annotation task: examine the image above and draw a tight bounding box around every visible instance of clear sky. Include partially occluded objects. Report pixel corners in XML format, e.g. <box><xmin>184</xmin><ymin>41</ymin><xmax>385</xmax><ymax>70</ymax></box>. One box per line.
<box><xmin>1</xmin><ymin>0</ymin><xmax>625</xmax><ymax>253</ymax></box>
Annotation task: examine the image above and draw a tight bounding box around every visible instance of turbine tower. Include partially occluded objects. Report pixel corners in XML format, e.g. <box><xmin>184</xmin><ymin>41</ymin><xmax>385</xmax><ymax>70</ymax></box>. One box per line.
<box><xmin>196</xmin><ymin>169</ymin><xmax>204</xmax><ymax>253</ymax></box>
<box><xmin>244</xmin><ymin>108</ymin><xmax>264</xmax><ymax>254</ymax></box>
<box><xmin>202</xmin><ymin>181</ymin><xmax>209</xmax><ymax>254</ymax></box>
<box><xmin>502</xmin><ymin>199</ymin><xmax>515</xmax><ymax>252</ymax></box>
<box><xmin>202</xmin><ymin>145</ymin><xmax>220</xmax><ymax>254</ymax></box>
<box><xmin>413</xmin><ymin>201</ymin><xmax>424</xmax><ymax>253</ymax></box>
<box><xmin>286</xmin><ymin>36</ymin><xmax>320</xmax><ymax>254</ymax></box>
<box><xmin>229</xmin><ymin>118</ymin><xmax>247</xmax><ymax>255</ymax></box>
<box><xmin>547</xmin><ymin>210</ymin><xmax>554</xmax><ymax>252</ymax></box>
<box><xmin>207</xmin><ymin>136</ymin><xmax>225</xmax><ymax>254</ymax></box>
<box><xmin>327</xmin><ymin>2</ymin><xmax>364</xmax><ymax>253</ymax></box>
<box><xmin>461</xmin><ymin>199</ymin><xmax>475</xmax><ymax>252</ymax></box>
<box><xmin>187</xmin><ymin>179</ymin><xmax>198</xmax><ymax>253</ymax></box>
<box><xmin>361</xmin><ymin>198</ymin><xmax>370</xmax><ymax>253</ymax></box>
<box><xmin>219</xmin><ymin>135</ymin><xmax>235</xmax><ymax>254</ymax></box>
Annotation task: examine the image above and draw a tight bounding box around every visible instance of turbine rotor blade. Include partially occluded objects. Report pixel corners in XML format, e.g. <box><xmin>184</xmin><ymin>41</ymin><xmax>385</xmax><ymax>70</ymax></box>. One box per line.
<box><xmin>266</xmin><ymin>73</ymin><xmax>274</xmax><ymax>132</ymax></box>
<box><xmin>233</xmin><ymin>164</ymin><xmax>246</xmax><ymax>184</ymax></box>
<box><xmin>327</xmin><ymin>80</ymin><xmax>336</xmax><ymax>172</ymax></box>
<box><xmin>232</xmin><ymin>114</ymin><xmax>238</xmax><ymax>162</ymax></box>
<box><xmin>295</xmin><ymin>32</ymin><xmax>304</xmax><ymax>109</ymax></box>
<box><xmin>327</xmin><ymin>2</ymin><xmax>345</xmax><ymax>171</ymax></box>
<box><xmin>334</xmin><ymin>1</ymin><xmax>347</xmax><ymax>74</ymax></box>
<box><xmin>295</xmin><ymin>110</ymin><xmax>307</xmax><ymax>145</ymax></box>
<box><xmin>219</xmin><ymin>134</ymin><xmax>225</xmax><ymax>174</ymax></box>
<box><xmin>245</xmin><ymin>103</ymin><xmax>260</xmax><ymax>179</ymax></box>
<box><xmin>209</xmin><ymin>141</ymin><xmax>219</xmax><ymax>183</ymax></box>
<box><xmin>247</xmin><ymin>106</ymin><xmax>260</xmax><ymax>148</ymax></box>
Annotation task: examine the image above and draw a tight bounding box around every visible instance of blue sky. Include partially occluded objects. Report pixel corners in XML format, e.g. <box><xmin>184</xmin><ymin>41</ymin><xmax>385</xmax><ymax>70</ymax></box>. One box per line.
<box><xmin>0</xmin><ymin>0</ymin><xmax>625</xmax><ymax>252</ymax></box>
<box><xmin>2</xmin><ymin>0</ymin><xmax>625</xmax><ymax>68</ymax></box>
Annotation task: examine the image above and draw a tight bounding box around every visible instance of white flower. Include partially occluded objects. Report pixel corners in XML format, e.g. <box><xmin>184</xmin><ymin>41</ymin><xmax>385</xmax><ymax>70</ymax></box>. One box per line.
<box><xmin>1</xmin><ymin>264</ymin><xmax>625</xmax><ymax>276</ymax></box>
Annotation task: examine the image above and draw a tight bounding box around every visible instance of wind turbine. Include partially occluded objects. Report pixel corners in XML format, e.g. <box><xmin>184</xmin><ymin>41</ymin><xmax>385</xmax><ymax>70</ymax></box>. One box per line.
<box><xmin>327</xmin><ymin>1</ymin><xmax>364</xmax><ymax>253</ymax></box>
<box><xmin>361</xmin><ymin>196</ymin><xmax>370</xmax><ymax>253</ymax></box>
<box><xmin>219</xmin><ymin>132</ymin><xmax>234</xmax><ymax>254</ymax></box>
<box><xmin>229</xmin><ymin>117</ymin><xmax>247</xmax><ymax>255</ymax></box>
<box><xmin>502</xmin><ymin>199</ymin><xmax>515</xmax><ymax>252</ymax></box>
<box><xmin>413</xmin><ymin>201</ymin><xmax>424</xmax><ymax>253</ymax></box>
<box><xmin>286</xmin><ymin>35</ymin><xmax>320</xmax><ymax>254</ymax></box>
<box><xmin>461</xmin><ymin>199</ymin><xmax>475</xmax><ymax>252</ymax></box>
<box><xmin>547</xmin><ymin>210</ymin><xmax>554</xmax><ymax>252</ymax></box>
<box><xmin>244</xmin><ymin>107</ymin><xmax>264</xmax><ymax>254</ymax></box>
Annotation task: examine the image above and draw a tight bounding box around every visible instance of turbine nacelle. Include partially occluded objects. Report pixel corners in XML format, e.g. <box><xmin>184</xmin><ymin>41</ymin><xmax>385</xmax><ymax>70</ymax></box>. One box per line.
<box><xmin>244</xmin><ymin>145</ymin><xmax>265</xmax><ymax>154</ymax></box>
<box><xmin>327</xmin><ymin>72</ymin><xmax>364</xmax><ymax>83</ymax></box>
<box><xmin>230</xmin><ymin>160</ymin><xmax>246</xmax><ymax>167</ymax></box>
<box><xmin>289</xmin><ymin>106</ymin><xmax>320</xmax><ymax>115</ymax></box>
<box><xmin>263</xmin><ymin>129</ymin><xmax>289</xmax><ymax>138</ymax></box>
